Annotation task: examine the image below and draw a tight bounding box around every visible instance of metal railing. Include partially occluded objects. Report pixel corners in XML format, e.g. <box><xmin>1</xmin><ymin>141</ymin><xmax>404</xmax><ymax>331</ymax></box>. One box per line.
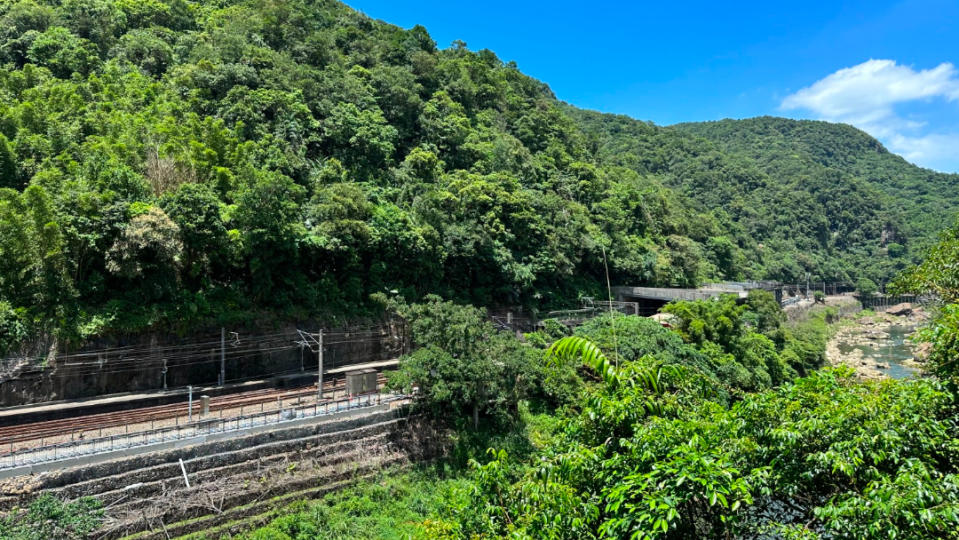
<box><xmin>781</xmin><ymin>296</ymin><xmax>805</xmax><ymax>307</ymax></box>
<box><xmin>0</xmin><ymin>393</ymin><xmax>402</xmax><ymax>471</ymax></box>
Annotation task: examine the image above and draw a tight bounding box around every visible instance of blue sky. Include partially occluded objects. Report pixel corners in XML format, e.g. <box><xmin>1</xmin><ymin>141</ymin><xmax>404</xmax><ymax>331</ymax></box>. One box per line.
<box><xmin>345</xmin><ymin>0</ymin><xmax>959</xmax><ymax>172</ymax></box>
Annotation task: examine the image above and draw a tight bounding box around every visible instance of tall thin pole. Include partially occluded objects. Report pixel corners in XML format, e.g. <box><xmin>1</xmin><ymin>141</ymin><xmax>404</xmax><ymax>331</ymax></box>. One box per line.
<box><xmin>188</xmin><ymin>385</ymin><xmax>193</xmax><ymax>423</ymax></box>
<box><xmin>219</xmin><ymin>327</ymin><xmax>225</xmax><ymax>386</ymax></box>
<box><xmin>179</xmin><ymin>458</ymin><xmax>191</xmax><ymax>489</ymax></box>
<box><xmin>317</xmin><ymin>329</ymin><xmax>324</xmax><ymax>400</ymax></box>
<box><xmin>601</xmin><ymin>246</ymin><xmax>619</xmax><ymax>369</ymax></box>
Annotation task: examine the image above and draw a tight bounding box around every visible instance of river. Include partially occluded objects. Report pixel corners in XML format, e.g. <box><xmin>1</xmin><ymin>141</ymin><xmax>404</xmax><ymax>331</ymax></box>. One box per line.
<box><xmin>826</xmin><ymin>308</ymin><xmax>928</xmax><ymax>379</ymax></box>
<box><xmin>834</xmin><ymin>324</ymin><xmax>917</xmax><ymax>379</ymax></box>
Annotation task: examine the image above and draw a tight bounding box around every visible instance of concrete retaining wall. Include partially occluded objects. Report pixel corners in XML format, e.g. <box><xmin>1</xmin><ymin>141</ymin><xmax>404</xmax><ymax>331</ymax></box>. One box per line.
<box><xmin>0</xmin><ymin>403</ymin><xmax>443</xmax><ymax>539</ymax></box>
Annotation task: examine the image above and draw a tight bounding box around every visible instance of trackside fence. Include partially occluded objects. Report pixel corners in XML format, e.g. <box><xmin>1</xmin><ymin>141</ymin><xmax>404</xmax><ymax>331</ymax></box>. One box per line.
<box><xmin>0</xmin><ymin>393</ymin><xmax>402</xmax><ymax>470</ymax></box>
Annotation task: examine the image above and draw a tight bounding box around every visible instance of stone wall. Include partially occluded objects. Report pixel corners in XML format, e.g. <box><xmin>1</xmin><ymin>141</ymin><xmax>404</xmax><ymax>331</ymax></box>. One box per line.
<box><xmin>0</xmin><ymin>320</ymin><xmax>409</xmax><ymax>406</ymax></box>
<box><xmin>0</xmin><ymin>405</ymin><xmax>445</xmax><ymax>539</ymax></box>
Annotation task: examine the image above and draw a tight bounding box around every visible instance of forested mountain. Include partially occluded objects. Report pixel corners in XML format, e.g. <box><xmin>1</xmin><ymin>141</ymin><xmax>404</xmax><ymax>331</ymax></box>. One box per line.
<box><xmin>0</xmin><ymin>0</ymin><xmax>955</xmax><ymax>350</ymax></box>
<box><xmin>577</xmin><ymin>111</ymin><xmax>959</xmax><ymax>288</ymax></box>
<box><xmin>674</xmin><ymin>116</ymin><xmax>959</xmax><ymax>257</ymax></box>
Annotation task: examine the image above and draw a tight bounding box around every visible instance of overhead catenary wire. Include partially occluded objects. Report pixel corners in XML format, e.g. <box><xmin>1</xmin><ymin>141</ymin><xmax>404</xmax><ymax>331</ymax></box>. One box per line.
<box><xmin>5</xmin><ymin>328</ymin><xmax>397</xmax><ymax>365</ymax></box>
<box><xmin>1</xmin><ymin>326</ymin><xmax>404</xmax><ymax>383</ymax></box>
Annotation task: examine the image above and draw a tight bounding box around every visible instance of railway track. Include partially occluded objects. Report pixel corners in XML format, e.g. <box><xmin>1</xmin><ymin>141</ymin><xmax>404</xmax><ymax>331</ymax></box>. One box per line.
<box><xmin>0</xmin><ymin>374</ymin><xmax>387</xmax><ymax>449</ymax></box>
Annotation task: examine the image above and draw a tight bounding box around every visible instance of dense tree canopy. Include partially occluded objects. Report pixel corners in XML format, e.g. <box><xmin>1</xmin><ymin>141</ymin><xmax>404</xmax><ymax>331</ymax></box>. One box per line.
<box><xmin>254</xmin><ymin>288</ymin><xmax>959</xmax><ymax>540</ymax></box>
<box><xmin>0</xmin><ymin>0</ymin><xmax>956</xmax><ymax>354</ymax></box>
<box><xmin>671</xmin><ymin>117</ymin><xmax>959</xmax><ymax>283</ymax></box>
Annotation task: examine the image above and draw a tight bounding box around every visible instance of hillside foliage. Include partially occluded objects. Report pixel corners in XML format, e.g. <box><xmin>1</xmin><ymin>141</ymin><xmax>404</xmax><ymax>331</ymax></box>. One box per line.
<box><xmin>1</xmin><ymin>0</ymin><xmax>957</xmax><ymax>352</ymax></box>
<box><xmin>247</xmin><ymin>290</ymin><xmax>959</xmax><ymax>539</ymax></box>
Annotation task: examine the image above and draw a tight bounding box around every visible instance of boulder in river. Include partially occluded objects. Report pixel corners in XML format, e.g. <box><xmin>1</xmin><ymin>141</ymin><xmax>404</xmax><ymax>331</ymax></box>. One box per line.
<box><xmin>886</xmin><ymin>302</ymin><xmax>914</xmax><ymax>316</ymax></box>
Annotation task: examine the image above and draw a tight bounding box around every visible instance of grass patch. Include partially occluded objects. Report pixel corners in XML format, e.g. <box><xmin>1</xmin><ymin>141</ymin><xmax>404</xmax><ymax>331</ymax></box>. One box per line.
<box><xmin>216</xmin><ymin>403</ymin><xmax>561</xmax><ymax>540</ymax></box>
<box><xmin>229</xmin><ymin>467</ymin><xmax>468</xmax><ymax>540</ymax></box>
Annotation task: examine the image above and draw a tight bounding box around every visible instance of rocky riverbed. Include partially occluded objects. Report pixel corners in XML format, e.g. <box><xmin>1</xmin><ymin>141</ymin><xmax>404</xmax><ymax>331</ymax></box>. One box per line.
<box><xmin>826</xmin><ymin>303</ymin><xmax>930</xmax><ymax>379</ymax></box>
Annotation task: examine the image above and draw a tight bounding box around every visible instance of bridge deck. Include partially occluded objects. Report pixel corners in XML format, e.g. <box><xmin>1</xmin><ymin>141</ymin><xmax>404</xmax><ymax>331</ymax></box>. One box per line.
<box><xmin>611</xmin><ymin>286</ymin><xmax>746</xmax><ymax>303</ymax></box>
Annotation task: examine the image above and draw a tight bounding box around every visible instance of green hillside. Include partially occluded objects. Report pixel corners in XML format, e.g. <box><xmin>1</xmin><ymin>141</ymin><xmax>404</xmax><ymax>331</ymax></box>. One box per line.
<box><xmin>673</xmin><ymin>116</ymin><xmax>959</xmax><ymax>255</ymax></box>
<box><xmin>0</xmin><ymin>0</ymin><xmax>956</xmax><ymax>349</ymax></box>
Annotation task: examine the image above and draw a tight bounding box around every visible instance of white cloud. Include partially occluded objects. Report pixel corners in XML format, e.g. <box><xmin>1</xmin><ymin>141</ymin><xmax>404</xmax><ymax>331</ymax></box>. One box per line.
<box><xmin>781</xmin><ymin>59</ymin><xmax>959</xmax><ymax>171</ymax></box>
<box><xmin>886</xmin><ymin>132</ymin><xmax>959</xmax><ymax>169</ymax></box>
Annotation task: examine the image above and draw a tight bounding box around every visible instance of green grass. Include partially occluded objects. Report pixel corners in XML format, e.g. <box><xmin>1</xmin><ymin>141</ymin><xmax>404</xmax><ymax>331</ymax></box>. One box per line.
<box><xmin>230</xmin><ymin>467</ymin><xmax>467</xmax><ymax>540</ymax></box>
<box><xmin>228</xmin><ymin>404</ymin><xmax>561</xmax><ymax>540</ymax></box>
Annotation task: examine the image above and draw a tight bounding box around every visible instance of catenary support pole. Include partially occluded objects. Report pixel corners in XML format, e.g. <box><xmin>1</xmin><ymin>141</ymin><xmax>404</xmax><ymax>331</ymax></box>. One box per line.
<box><xmin>317</xmin><ymin>329</ymin><xmax>324</xmax><ymax>400</ymax></box>
<box><xmin>219</xmin><ymin>327</ymin><xmax>225</xmax><ymax>386</ymax></box>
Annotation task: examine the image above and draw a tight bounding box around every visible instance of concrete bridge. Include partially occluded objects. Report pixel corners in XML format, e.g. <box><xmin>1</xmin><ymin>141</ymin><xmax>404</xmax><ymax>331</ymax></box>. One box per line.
<box><xmin>611</xmin><ymin>281</ymin><xmax>787</xmax><ymax>313</ymax></box>
<box><xmin>610</xmin><ymin>286</ymin><xmax>748</xmax><ymax>303</ymax></box>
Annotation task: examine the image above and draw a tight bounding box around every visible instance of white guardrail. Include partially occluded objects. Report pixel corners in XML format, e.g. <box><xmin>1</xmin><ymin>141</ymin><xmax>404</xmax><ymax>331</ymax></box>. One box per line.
<box><xmin>0</xmin><ymin>393</ymin><xmax>402</xmax><ymax>470</ymax></box>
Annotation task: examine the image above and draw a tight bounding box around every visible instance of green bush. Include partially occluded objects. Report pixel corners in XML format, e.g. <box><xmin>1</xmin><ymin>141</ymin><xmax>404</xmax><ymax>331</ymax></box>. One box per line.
<box><xmin>856</xmin><ymin>277</ymin><xmax>879</xmax><ymax>296</ymax></box>
<box><xmin>457</xmin><ymin>365</ymin><xmax>959</xmax><ymax>539</ymax></box>
<box><xmin>387</xmin><ymin>296</ymin><xmax>577</xmax><ymax>426</ymax></box>
<box><xmin>0</xmin><ymin>495</ymin><xmax>103</xmax><ymax>540</ymax></box>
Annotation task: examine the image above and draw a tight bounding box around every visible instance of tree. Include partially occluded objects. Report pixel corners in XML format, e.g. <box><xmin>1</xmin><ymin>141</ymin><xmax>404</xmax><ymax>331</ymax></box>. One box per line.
<box><xmin>886</xmin><ymin>242</ymin><xmax>905</xmax><ymax>258</ymax></box>
<box><xmin>0</xmin><ymin>134</ymin><xmax>19</xmax><ymax>189</ymax></box>
<box><xmin>0</xmin><ymin>301</ymin><xmax>27</xmax><ymax>356</ymax></box>
<box><xmin>892</xmin><ymin>217</ymin><xmax>959</xmax><ymax>302</ymax></box>
<box><xmin>856</xmin><ymin>277</ymin><xmax>879</xmax><ymax>296</ymax></box>
<box><xmin>320</xmin><ymin>102</ymin><xmax>397</xmax><ymax>181</ymax></box>
<box><xmin>745</xmin><ymin>288</ymin><xmax>785</xmax><ymax>335</ymax></box>
<box><xmin>421</xmin><ymin>90</ymin><xmax>470</xmax><ymax>161</ymax></box>
<box><xmin>386</xmin><ymin>296</ymin><xmax>541</xmax><ymax>427</ymax></box>
<box><xmin>111</xmin><ymin>28</ymin><xmax>174</xmax><ymax>77</ymax></box>
<box><xmin>892</xmin><ymin>218</ymin><xmax>959</xmax><ymax>380</ymax></box>
<box><xmin>0</xmin><ymin>186</ymin><xmax>77</xmax><ymax>323</ymax></box>
<box><xmin>574</xmin><ymin>313</ymin><xmax>715</xmax><ymax>379</ymax></box>
<box><xmin>106</xmin><ymin>205</ymin><xmax>182</xmax><ymax>300</ymax></box>
<box><xmin>26</xmin><ymin>26</ymin><xmax>100</xmax><ymax>77</ymax></box>
<box><xmin>0</xmin><ymin>1</ymin><xmax>54</xmax><ymax>65</ymax></box>
<box><xmin>233</xmin><ymin>171</ymin><xmax>306</xmax><ymax>303</ymax></box>
<box><xmin>663</xmin><ymin>295</ymin><xmax>796</xmax><ymax>390</ymax></box>
<box><xmin>159</xmin><ymin>182</ymin><xmax>229</xmax><ymax>283</ymax></box>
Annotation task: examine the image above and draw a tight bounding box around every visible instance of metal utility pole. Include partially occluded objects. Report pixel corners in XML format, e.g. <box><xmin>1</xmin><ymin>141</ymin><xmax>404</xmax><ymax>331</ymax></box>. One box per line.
<box><xmin>318</xmin><ymin>329</ymin><xmax>324</xmax><ymax>400</ymax></box>
<box><xmin>188</xmin><ymin>385</ymin><xmax>193</xmax><ymax>423</ymax></box>
<box><xmin>219</xmin><ymin>327</ymin><xmax>226</xmax><ymax>386</ymax></box>
<box><xmin>296</xmin><ymin>329</ymin><xmax>325</xmax><ymax>400</ymax></box>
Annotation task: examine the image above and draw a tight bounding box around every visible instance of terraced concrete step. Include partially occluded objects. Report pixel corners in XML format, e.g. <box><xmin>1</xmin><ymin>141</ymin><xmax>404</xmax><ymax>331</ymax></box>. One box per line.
<box><xmin>0</xmin><ymin>403</ymin><xmax>405</xmax><ymax>486</ymax></box>
<box><xmin>107</xmin><ymin>447</ymin><xmax>406</xmax><ymax>525</ymax></box>
<box><xmin>102</xmin><ymin>453</ymin><xmax>410</xmax><ymax>539</ymax></box>
<box><xmin>95</xmin><ymin>433</ymin><xmax>394</xmax><ymax>510</ymax></box>
<box><xmin>52</xmin><ymin>420</ymin><xmax>399</xmax><ymax>502</ymax></box>
<box><xmin>0</xmin><ymin>407</ymin><xmax>406</xmax><ymax>507</ymax></box>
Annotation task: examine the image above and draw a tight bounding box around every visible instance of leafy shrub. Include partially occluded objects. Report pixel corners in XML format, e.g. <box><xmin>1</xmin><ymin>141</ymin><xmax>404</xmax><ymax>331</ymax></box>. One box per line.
<box><xmin>0</xmin><ymin>495</ymin><xmax>103</xmax><ymax>540</ymax></box>
<box><xmin>458</xmin><ymin>362</ymin><xmax>959</xmax><ymax>539</ymax></box>
<box><xmin>857</xmin><ymin>277</ymin><xmax>879</xmax><ymax>296</ymax></box>
<box><xmin>387</xmin><ymin>296</ymin><xmax>577</xmax><ymax>426</ymax></box>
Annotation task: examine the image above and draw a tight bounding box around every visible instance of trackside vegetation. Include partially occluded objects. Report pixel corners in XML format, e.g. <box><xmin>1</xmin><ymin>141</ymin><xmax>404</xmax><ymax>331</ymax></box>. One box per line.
<box><xmin>239</xmin><ymin>261</ymin><xmax>959</xmax><ymax>539</ymax></box>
